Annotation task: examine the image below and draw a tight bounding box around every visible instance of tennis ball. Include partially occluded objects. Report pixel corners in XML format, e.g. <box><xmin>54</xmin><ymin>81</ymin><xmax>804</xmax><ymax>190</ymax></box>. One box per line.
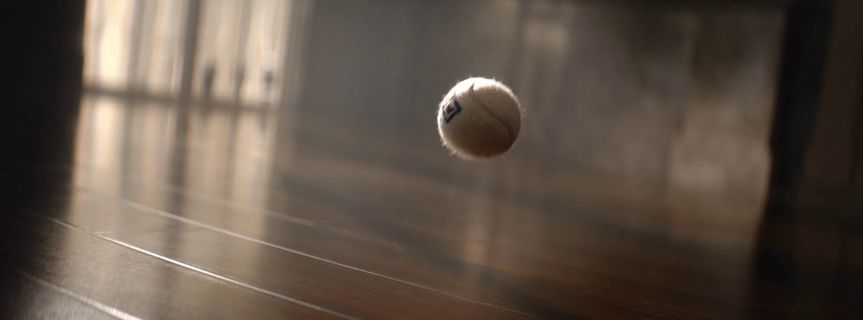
<box><xmin>437</xmin><ymin>77</ymin><xmax>522</xmax><ymax>159</ymax></box>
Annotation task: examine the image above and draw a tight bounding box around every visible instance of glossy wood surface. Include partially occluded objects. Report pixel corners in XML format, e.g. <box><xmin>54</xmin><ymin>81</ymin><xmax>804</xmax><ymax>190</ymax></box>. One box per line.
<box><xmin>3</xmin><ymin>0</ymin><xmax>862</xmax><ymax>319</ymax></box>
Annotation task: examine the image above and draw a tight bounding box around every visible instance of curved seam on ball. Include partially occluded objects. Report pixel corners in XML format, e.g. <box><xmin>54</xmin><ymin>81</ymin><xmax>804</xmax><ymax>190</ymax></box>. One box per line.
<box><xmin>469</xmin><ymin>84</ymin><xmax>515</xmax><ymax>143</ymax></box>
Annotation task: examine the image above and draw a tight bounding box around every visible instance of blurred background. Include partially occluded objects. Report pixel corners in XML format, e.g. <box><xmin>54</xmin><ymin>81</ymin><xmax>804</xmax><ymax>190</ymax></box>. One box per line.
<box><xmin>78</xmin><ymin>0</ymin><xmax>790</xmax><ymax>246</ymax></box>
<box><xmin>2</xmin><ymin>0</ymin><xmax>862</xmax><ymax>318</ymax></box>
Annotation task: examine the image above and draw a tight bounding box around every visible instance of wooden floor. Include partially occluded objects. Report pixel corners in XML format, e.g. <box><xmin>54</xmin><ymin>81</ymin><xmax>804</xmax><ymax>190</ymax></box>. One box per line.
<box><xmin>3</xmin><ymin>1</ymin><xmax>862</xmax><ymax>319</ymax></box>
<box><xmin>0</xmin><ymin>93</ymin><xmax>857</xmax><ymax>319</ymax></box>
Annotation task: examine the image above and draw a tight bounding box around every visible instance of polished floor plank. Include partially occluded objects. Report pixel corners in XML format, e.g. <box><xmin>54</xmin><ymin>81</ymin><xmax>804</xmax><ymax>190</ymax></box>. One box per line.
<box><xmin>61</xmin><ymin>116</ymin><xmax>765</xmax><ymax>319</ymax></box>
<box><xmin>29</xmin><ymin>188</ymin><xmax>534</xmax><ymax>320</ymax></box>
<box><xmin>106</xmin><ymin>226</ymin><xmax>534</xmax><ymax>320</ymax></box>
<box><xmin>0</xmin><ymin>214</ymin><xmax>347</xmax><ymax>320</ymax></box>
<box><xmin>40</xmin><ymin>97</ymin><xmax>813</xmax><ymax>318</ymax></box>
<box><xmin>55</xmin><ymin>166</ymin><xmax>766</xmax><ymax>319</ymax></box>
<box><xmin>0</xmin><ymin>271</ymin><xmax>121</xmax><ymax>320</ymax></box>
<box><xmin>62</xmin><ymin>180</ymin><xmax>599</xmax><ymax>318</ymax></box>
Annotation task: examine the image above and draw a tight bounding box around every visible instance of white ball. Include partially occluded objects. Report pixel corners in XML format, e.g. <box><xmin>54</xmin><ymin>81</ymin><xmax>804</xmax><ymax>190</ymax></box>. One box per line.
<box><xmin>437</xmin><ymin>77</ymin><xmax>522</xmax><ymax>159</ymax></box>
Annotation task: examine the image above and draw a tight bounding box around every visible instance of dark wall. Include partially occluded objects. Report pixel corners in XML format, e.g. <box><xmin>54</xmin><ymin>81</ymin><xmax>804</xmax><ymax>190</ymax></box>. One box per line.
<box><xmin>767</xmin><ymin>0</ymin><xmax>863</xmax><ymax>214</ymax></box>
<box><xmin>2</xmin><ymin>1</ymin><xmax>86</xmax><ymax>200</ymax></box>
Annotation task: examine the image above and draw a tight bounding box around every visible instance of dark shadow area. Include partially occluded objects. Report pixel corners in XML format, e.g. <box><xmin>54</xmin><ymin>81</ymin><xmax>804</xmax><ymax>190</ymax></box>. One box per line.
<box><xmin>754</xmin><ymin>0</ymin><xmax>863</xmax><ymax>318</ymax></box>
<box><xmin>0</xmin><ymin>1</ymin><xmax>86</xmax><ymax>318</ymax></box>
